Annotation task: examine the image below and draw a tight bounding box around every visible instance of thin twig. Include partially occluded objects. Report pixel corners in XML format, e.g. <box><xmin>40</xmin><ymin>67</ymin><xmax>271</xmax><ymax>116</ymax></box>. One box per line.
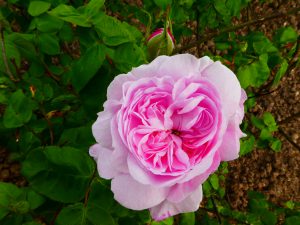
<box><xmin>174</xmin><ymin>7</ymin><xmax>300</xmax><ymax>53</ymax></box>
<box><xmin>278</xmin><ymin>127</ymin><xmax>300</xmax><ymax>151</ymax></box>
<box><xmin>0</xmin><ymin>24</ymin><xmax>18</xmax><ymax>81</ymax></box>
<box><xmin>210</xmin><ymin>196</ymin><xmax>222</xmax><ymax>224</ymax></box>
<box><xmin>278</xmin><ymin>112</ymin><xmax>300</xmax><ymax>125</ymax></box>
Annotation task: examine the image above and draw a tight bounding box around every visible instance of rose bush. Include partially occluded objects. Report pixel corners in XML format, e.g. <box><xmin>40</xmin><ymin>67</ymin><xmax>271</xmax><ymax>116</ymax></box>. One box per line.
<box><xmin>90</xmin><ymin>54</ymin><xmax>246</xmax><ymax>220</ymax></box>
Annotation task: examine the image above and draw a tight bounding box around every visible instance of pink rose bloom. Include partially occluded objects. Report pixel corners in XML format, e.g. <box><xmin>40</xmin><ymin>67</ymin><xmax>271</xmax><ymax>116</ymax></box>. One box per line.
<box><xmin>90</xmin><ymin>54</ymin><xmax>246</xmax><ymax>220</ymax></box>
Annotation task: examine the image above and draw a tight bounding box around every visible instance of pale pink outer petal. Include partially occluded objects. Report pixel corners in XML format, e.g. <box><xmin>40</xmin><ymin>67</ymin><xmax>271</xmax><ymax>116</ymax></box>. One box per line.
<box><xmin>202</xmin><ymin>61</ymin><xmax>242</xmax><ymax>119</ymax></box>
<box><xmin>219</xmin><ymin>89</ymin><xmax>247</xmax><ymax>161</ymax></box>
<box><xmin>150</xmin><ymin>185</ymin><xmax>203</xmax><ymax>221</ymax></box>
<box><xmin>127</xmin><ymin>155</ymin><xmax>184</xmax><ymax>187</ymax></box>
<box><xmin>131</xmin><ymin>54</ymin><xmax>213</xmax><ymax>79</ymax></box>
<box><xmin>92</xmin><ymin>111</ymin><xmax>113</xmax><ymax>148</ymax></box>
<box><xmin>89</xmin><ymin>144</ymin><xmax>100</xmax><ymax>160</ymax></box>
<box><xmin>218</xmin><ymin>118</ymin><xmax>244</xmax><ymax>161</ymax></box>
<box><xmin>89</xmin><ymin>144</ymin><xmax>128</xmax><ymax>179</ymax></box>
<box><xmin>111</xmin><ymin>174</ymin><xmax>169</xmax><ymax>210</ymax></box>
<box><xmin>107</xmin><ymin>73</ymin><xmax>137</xmax><ymax>101</ymax></box>
<box><xmin>167</xmin><ymin>152</ymin><xmax>220</xmax><ymax>203</ymax></box>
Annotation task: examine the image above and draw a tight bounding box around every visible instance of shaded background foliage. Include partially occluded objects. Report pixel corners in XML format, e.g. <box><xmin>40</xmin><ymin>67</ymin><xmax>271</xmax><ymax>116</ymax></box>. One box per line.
<box><xmin>0</xmin><ymin>0</ymin><xmax>299</xmax><ymax>224</ymax></box>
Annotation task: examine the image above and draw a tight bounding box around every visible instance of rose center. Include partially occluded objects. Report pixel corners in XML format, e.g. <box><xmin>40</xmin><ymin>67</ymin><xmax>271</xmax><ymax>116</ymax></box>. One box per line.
<box><xmin>171</xmin><ymin>129</ymin><xmax>181</xmax><ymax>136</ymax></box>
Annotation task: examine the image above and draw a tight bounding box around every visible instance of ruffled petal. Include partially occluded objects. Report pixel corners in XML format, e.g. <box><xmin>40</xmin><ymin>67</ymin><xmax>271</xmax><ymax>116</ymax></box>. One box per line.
<box><xmin>132</xmin><ymin>54</ymin><xmax>213</xmax><ymax>80</ymax></box>
<box><xmin>202</xmin><ymin>61</ymin><xmax>242</xmax><ymax>118</ymax></box>
<box><xmin>111</xmin><ymin>174</ymin><xmax>169</xmax><ymax>210</ymax></box>
<box><xmin>127</xmin><ymin>155</ymin><xmax>184</xmax><ymax>187</ymax></box>
<box><xmin>218</xmin><ymin>116</ymin><xmax>245</xmax><ymax>161</ymax></box>
<box><xmin>107</xmin><ymin>73</ymin><xmax>137</xmax><ymax>101</ymax></box>
<box><xmin>150</xmin><ymin>185</ymin><xmax>202</xmax><ymax>221</ymax></box>
<box><xmin>89</xmin><ymin>144</ymin><xmax>128</xmax><ymax>179</ymax></box>
<box><xmin>92</xmin><ymin>111</ymin><xmax>113</xmax><ymax>148</ymax></box>
<box><xmin>167</xmin><ymin>152</ymin><xmax>220</xmax><ymax>203</ymax></box>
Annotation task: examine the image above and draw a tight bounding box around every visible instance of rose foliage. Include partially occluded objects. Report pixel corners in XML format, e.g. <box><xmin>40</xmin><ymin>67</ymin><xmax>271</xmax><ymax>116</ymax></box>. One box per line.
<box><xmin>0</xmin><ymin>0</ymin><xmax>299</xmax><ymax>224</ymax></box>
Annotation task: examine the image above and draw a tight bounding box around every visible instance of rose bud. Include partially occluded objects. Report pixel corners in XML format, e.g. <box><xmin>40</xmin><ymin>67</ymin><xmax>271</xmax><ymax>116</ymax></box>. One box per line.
<box><xmin>147</xmin><ymin>28</ymin><xmax>175</xmax><ymax>60</ymax></box>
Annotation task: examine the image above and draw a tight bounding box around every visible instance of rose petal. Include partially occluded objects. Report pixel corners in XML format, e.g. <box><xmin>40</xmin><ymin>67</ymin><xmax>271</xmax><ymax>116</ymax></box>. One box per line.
<box><xmin>167</xmin><ymin>152</ymin><xmax>220</xmax><ymax>203</ymax></box>
<box><xmin>111</xmin><ymin>174</ymin><xmax>168</xmax><ymax>210</ymax></box>
<box><xmin>150</xmin><ymin>185</ymin><xmax>202</xmax><ymax>221</ymax></box>
<box><xmin>94</xmin><ymin>145</ymin><xmax>128</xmax><ymax>179</ymax></box>
<box><xmin>203</xmin><ymin>61</ymin><xmax>242</xmax><ymax>118</ymax></box>
<box><xmin>218</xmin><ymin>116</ymin><xmax>244</xmax><ymax>161</ymax></box>
<box><xmin>107</xmin><ymin>73</ymin><xmax>137</xmax><ymax>101</ymax></box>
<box><xmin>132</xmin><ymin>54</ymin><xmax>213</xmax><ymax>80</ymax></box>
<box><xmin>92</xmin><ymin>111</ymin><xmax>113</xmax><ymax>148</ymax></box>
<box><xmin>89</xmin><ymin>144</ymin><xmax>100</xmax><ymax>160</ymax></box>
<box><xmin>127</xmin><ymin>155</ymin><xmax>183</xmax><ymax>187</ymax></box>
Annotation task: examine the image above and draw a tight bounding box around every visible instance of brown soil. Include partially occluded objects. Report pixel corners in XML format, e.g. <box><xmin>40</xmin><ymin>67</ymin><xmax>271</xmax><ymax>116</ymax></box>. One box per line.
<box><xmin>225</xmin><ymin>0</ymin><xmax>300</xmax><ymax>210</ymax></box>
<box><xmin>0</xmin><ymin>147</ymin><xmax>27</xmax><ymax>187</ymax></box>
<box><xmin>227</xmin><ymin>66</ymin><xmax>300</xmax><ymax>209</ymax></box>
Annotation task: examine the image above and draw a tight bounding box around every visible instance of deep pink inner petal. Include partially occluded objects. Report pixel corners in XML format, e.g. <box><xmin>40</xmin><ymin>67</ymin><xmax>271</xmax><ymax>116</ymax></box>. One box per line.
<box><xmin>118</xmin><ymin>76</ymin><xmax>222</xmax><ymax>176</ymax></box>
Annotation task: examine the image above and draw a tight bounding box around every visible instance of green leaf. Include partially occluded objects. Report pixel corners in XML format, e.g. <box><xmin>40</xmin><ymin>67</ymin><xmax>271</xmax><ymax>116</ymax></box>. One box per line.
<box><xmin>109</xmin><ymin>43</ymin><xmax>147</xmax><ymax>72</ymax></box>
<box><xmin>240</xmin><ymin>135</ymin><xmax>255</xmax><ymax>156</ymax></box>
<box><xmin>251</xmin><ymin>115</ymin><xmax>265</xmax><ymax>129</ymax></box>
<box><xmin>25</xmin><ymin>188</ymin><xmax>45</xmax><ymax>210</ymax></box>
<box><xmin>179</xmin><ymin>0</ymin><xmax>195</xmax><ymax>8</ymax></box>
<box><xmin>56</xmin><ymin>202</ymin><xmax>115</xmax><ymax>225</ymax></box>
<box><xmin>3</xmin><ymin>90</ymin><xmax>37</xmax><ymax>128</ymax></box>
<box><xmin>28</xmin><ymin>1</ymin><xmax>51</xmax><ymax>17</ymax></box>
<box><xmin>263</xmin><ymin>112</ymin><xmax>277</xmax><ymax>131</ymax></box>
<box><xmin>202</xmin><ymin>180</ymin><xmax>212</xmax><ymax>196</ymax></box>
<box><xmin>22</xmin><ymin>146</ymin><xmax>95</xmax><ymax>203</ymax></box>
<box><xmin>209</xmin><ymin>174</ymin><xmax>219</xmax><ymax>190</ymax></box>
<box><xmin>71</xmin><ymin>44</ymin><xmax>106</xmax><ymax>92</ymax></box>
<box><xmin>94</xmin><ymin>14</ymin><xmax>135</xmax><ymax>46</ymax></box>
<box><xmin>87</xmin><ymin>179</ymin><xmax>114</xmax><ymax>212</ymax></box>
<box><xmin>214</xmin><ymin>0</ymin><xmax>229</xmax><ymax>16</ymax></box>
<box><xmin>84</xmin><ymin>0</ymin><xmax>105</xmax><ymax>18</ymax></box>
<box><xmin>273</xmin><ymin>59</ymin><xmax>288</xmax><ymax>86</ymax></box>
<box><xmin>271</xmin><ymin>139</ymin><xmax>281</xmax><ymax>152</ymax></box>
<box><xmin>274</xmin><ymin>26</ymin><xmax>298</xmax><ymax>44</ymax></box>
<box><xmin>35</xmin><ymin>14</ymin><xmax>64</xmax><ymax>32</ymax></box>
<box><xmin>285</xmin><ymin>200</ymin><xmax>295</xmax><ymax>209</ymax></box>
<box><xmin>0</xmin><ymin>182</ymin><xmax>23</xmax><ymax>219</ymax></box>
<box><xmin>59</xmin><ymin>126</ymin><xmax>94</xmax><ymax>149</ymax></box>
<box><xmin>180</xmin><ymin>212</ymin><xmax>195</xmax><ymax>225</ymax></box>
<box><xmin>237</xmin><ymin>54</ymin><xmax>270</xmax><ymax>88</ymax></box>
<box><xmin>261</xmin><ymin>210</ymin><xmax>277</xmax><ymax>225</ymax></box>
<box><xmin>226</xmin><ymin>0</ymin><xmax>241</xmax><ymax>16</ymax></box>
<box><xmin>260</xmin><ymin>128</ymin><xmax>273</xmax><ymax>141</ymax></box>
<box><xmin>0</xmin><ymin>36</ymin><xmax>21</xmax><ymax>74</ymax></box>
<box><xmin>284</xmin><ymin>216</ymin><xmax>300</xmax><ymax>225</ymax></box>
<box><xmin>37</xmin><ymin>33</ymin><xmax>60</xmax><ymax>55</ymax></box>
<box><xmin>49</xmin><ymin>4</ymin><xmax>91</xmax><ymax>27</ymax></box>
<box><xmin>151</xmin><ymin>217</ymin><xmax>174</xmax><ymax>225</ymax></box>
<box><xmin>153</xmin><ymin>0</ymin><xmax>172</xmax><ymax>9</ymax></box>
<box><xmin>253</xmin><ymin>37</ymin><xmax>278</xmax><ymax>54</ymax></box>
<box><xmin>55</xmin><ymin>203</ymin><xmax>86</xmax><ymax>225</ymax></box>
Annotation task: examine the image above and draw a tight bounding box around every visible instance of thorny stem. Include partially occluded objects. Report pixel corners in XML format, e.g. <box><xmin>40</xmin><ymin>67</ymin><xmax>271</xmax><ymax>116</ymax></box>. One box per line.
<box><xmin>0</xmin><ymin>23</ymin><xmax>19</xmax><ymax>82</ymax></box>
<box><xmin>174</xmin><ymin>7</ymin><xmax>300</xmax><ymax>53</ymax></box>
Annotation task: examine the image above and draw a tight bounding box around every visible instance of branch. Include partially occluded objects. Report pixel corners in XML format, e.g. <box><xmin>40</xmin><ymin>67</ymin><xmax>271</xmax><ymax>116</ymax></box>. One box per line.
<box><xmin>174</xmin><ymin>7</ymin><xmax>300</xmax><ymax>53</ymax></box>
<box><xmin>278</xmin><ymin>112</ymin><xmax>300</xmax><ymax>125</ymax></box>
<box><xmin>278</xmin><ymin>127</ymin><xmax>300</xmax><ymax>151</ymax></box>
<box><xmin>0</xmin><ymin>24</ymin><xmax>19</xmax><ymax>81</ymax></box>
